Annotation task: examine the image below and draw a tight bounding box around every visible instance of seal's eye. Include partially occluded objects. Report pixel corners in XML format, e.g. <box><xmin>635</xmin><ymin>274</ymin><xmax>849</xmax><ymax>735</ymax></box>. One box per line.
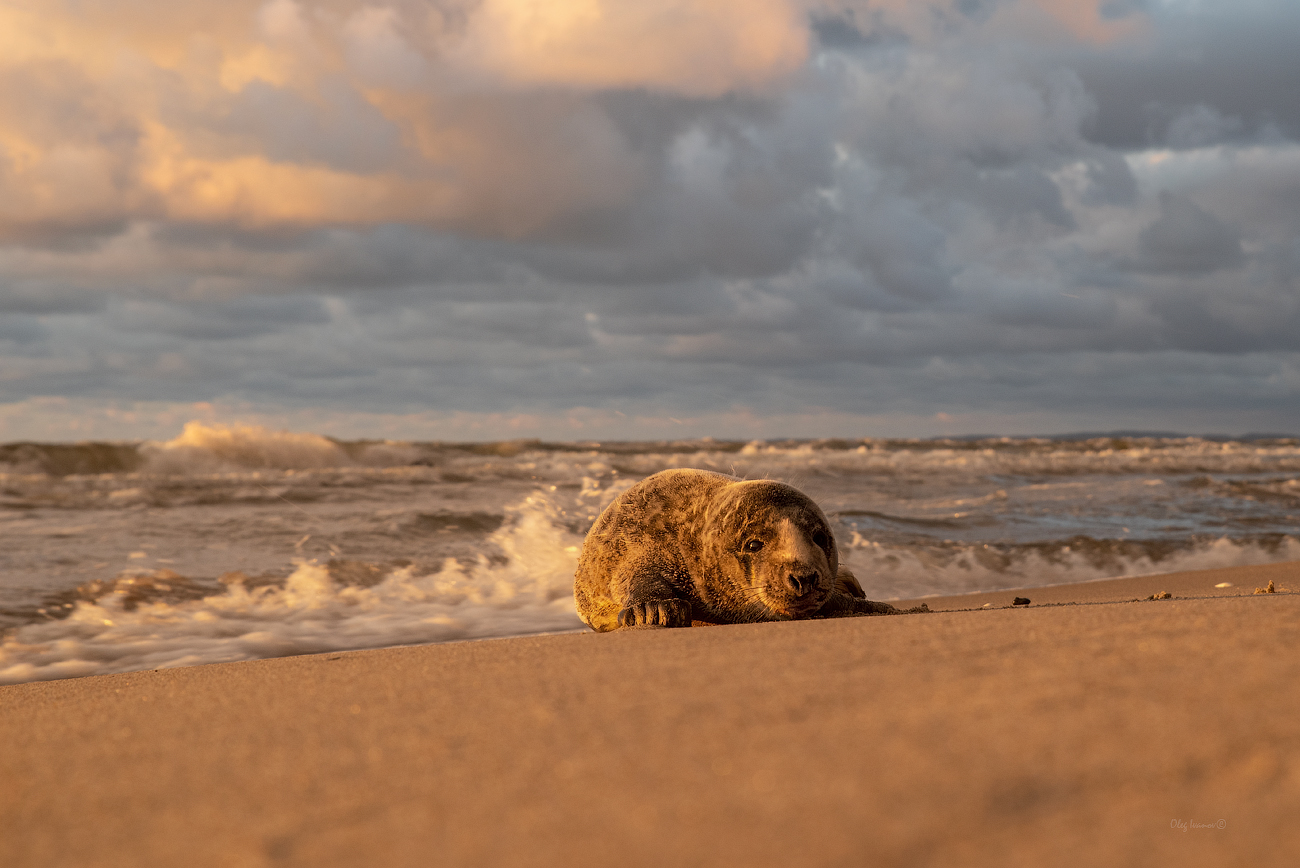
<box><xmin>812</xmin><ymin>531</ymin><xmax>829</xmax><ymax>550</ymax></box>
<box><xmin>742</xmin><ymin>539</ymin><xmax>764</xmax><ymax>553</ymax></box>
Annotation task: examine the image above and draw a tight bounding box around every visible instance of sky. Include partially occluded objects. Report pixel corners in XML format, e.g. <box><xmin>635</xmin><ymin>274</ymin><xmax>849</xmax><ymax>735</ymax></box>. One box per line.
<box><xmin>1</xmin><ymin>0</ymin><xmax>1298</xmax><ymax>442</ymax></box>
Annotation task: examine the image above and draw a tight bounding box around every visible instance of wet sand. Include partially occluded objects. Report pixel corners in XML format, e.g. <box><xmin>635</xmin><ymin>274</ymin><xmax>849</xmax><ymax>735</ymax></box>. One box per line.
<box><xmin>3</xmin><ymin>561</ymin><xmax>1298</xmax><ymax>867</ymax></box>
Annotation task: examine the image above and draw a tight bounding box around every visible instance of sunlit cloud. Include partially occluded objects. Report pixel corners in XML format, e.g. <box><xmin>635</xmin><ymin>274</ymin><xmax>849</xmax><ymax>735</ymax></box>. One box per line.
<box><xmin>452</xmin><ymin>0</ymin><xmax>809</xmax><ymax>95</ymax></box>
<box><xmin>0</xmin><ymin>0</ymin><xmax>1153</xmax><ymax>240</ymax></box>
<box><xmin>0</xmin><ymin>0</ymin><xmax>818</xmax><ymax>238</ymax></box>
<box><xmin>2</xmin><ymin>0</ymin><xmax>1299</xmax><ymax>440</ymax></box>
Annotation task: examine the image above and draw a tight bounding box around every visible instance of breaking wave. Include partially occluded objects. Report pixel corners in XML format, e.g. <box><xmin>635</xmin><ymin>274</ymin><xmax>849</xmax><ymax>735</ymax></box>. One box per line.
<box><xmin>3</xmin><ymin>421</ymin><xmax>1298</xmax><ymax>684</ymax></box>
<box><xmin>3</xmin><ymin>424</ymin><xmax>1299</xmax><ymax>478</ymax></box>
<box><xmin>842</xmin><ymin>533</ymin><xmax>1300</xmax><ymax>600</ymax></box>
<box><xmin>0</xmin><ymin>492</ymin><xmax>585</xmax><ymax>685</ymax></box>
<box><xmin>142</xmin><ymin>422</ymin><xmax>356</xmax><ymax>472</ymax></box>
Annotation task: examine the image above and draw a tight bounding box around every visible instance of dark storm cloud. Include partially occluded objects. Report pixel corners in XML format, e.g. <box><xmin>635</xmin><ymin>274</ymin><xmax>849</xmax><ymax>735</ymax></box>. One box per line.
<box><xmin>110</xmin><ymin>295</ymin><xmax>332</xmax><ymax>340</ymax></box>
<box><xmin>1076</xmin><ymin>0</ymin><xmax>1300</xmax><ymax>149</ymax></box>
<box><xmin>0</xmin><ymin>313</ymin><xmax>47</xmax><ymax>344</ymax></box>
<box><xmin>2</xmin><ymin>0</ymin><xmax>1300</xmax><ymax>437</ymax></box>
<box><xmin>1137</xmin><ymin>192</ymin><xmax>1245</xmax><ymax>275</ymax></box>
<box><xmin>0</xmin><ymin>280</ymin><xmax>110</xmax><ymax>315</ymax></box>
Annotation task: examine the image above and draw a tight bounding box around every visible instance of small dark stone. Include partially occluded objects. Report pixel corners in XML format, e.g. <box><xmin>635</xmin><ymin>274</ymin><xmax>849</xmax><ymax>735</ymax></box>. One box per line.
<box><xmin>1012</xmin><ymin>597</ymin><xmax>1031</xmax><ymax>606</ymax></box>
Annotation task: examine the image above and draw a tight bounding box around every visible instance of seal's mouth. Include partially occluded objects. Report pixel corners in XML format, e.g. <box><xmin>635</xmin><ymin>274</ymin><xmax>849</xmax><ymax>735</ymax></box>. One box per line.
<box><xmin>761</xmin><ymin>574</ymin><xmax>831</xmax><ymax>618</ymax></box>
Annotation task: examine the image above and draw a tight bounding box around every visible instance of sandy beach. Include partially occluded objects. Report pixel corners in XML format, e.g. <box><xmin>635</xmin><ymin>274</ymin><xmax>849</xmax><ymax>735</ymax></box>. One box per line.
<box><xmin>3</xmin><ymin>560</ymin><xmax>1297</xmax><ymax>868</ymax></box>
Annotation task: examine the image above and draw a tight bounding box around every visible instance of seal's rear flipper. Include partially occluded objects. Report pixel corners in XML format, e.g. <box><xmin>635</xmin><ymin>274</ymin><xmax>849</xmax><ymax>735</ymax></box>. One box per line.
<box><xmin>816</xmin><ymin>586</ymin><xmax>909</xmax><ymax>618</ymax></box>
<box><xmin>835</xmin><ymin>567</ymin><xmax>867</xmax><ymax>599</ymax></box>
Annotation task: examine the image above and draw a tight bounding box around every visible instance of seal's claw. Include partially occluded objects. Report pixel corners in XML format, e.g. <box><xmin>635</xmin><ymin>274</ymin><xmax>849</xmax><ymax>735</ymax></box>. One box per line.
<box><xmin>617</xmin><ymin>599</ymin><xmax>691</xmax><ymax>629</ymax></box>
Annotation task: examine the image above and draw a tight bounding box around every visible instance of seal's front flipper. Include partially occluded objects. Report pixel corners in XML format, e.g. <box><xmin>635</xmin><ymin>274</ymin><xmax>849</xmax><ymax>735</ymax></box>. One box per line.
<box><xmin>609</xmin><ymin>555</ymin><xmax>694</xmax><ymax>629</ymax></box>
<box><xmin>617</xmin><ymin>598</ymin><xmax>692</xmax><ymax>629</ymax></box>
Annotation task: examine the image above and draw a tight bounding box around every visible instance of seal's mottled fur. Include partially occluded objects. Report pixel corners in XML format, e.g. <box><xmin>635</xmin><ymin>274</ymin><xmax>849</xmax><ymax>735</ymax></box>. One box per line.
<box><xmin>574</xmin><ymin>469</ymin><xmax>897</xmax><ymax>631</ymax></box>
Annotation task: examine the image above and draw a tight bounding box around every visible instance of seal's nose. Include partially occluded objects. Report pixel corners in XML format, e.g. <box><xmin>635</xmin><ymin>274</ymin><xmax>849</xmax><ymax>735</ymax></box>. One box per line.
<box><xmin>785</xmin><ymin>570</ymin><xmax>818</xmax><ymax>596</ymax></box>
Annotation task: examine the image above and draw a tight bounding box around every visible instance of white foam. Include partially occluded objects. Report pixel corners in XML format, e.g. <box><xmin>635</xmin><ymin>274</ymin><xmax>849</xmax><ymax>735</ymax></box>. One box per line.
<box><xmin>846</xmin><ymin>533</ymin><xmax>1300</xmax><ymax>600</ymax></box>
<box><xmin>0</xmin><ymin>492</ymin><xmax>585</xmax><ymax>684</ymax></box>
<box><xmin>735</xmin><ymin>439</ymin><xmax>1300</xmax><ymax>477</ymax></box>
<box><xmin>5</xmin><ymin>448</ymin><xmax>1299</xmax><ymax>684</ymax></box>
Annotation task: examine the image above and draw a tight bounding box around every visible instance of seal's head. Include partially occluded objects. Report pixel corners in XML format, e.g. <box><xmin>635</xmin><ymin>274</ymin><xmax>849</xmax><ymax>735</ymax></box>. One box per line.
<box><xmin>700</xmin><ymin>479</ymin><xmax>839</xmax><ymax>620</ymax></box>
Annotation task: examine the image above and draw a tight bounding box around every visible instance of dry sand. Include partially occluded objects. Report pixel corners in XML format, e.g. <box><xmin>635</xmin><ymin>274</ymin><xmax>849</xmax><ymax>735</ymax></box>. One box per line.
<box><xmin>3</xmin><ymin>561</ymin><xmax>1298</xmax><ymax>868</ymax></box>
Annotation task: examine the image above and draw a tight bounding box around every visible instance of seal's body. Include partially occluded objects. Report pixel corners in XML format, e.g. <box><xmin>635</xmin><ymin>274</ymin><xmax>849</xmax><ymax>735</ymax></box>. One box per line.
<box><xmin>574</xmin><ymin>469</ymin><xmax>897</xmax><ymax>631</ymax></box>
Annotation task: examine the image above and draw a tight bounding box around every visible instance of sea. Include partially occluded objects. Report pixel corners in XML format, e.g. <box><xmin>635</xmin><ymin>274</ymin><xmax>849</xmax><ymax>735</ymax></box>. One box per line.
<box><xmin>2</xmin><ymin>421</ymin><xmax>1298</xmax><ymax>684</ymax></box>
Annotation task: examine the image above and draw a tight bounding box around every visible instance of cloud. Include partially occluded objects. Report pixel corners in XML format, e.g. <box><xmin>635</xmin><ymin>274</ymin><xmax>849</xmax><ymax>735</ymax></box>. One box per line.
<box><xmin>2</xmin><ymin>0</ymin><xmax>1300</xmax><ymax>439</ymax></box>
<box><xmin>1137</xmin><ymin>192</ymin><xmax>1245</xmax><ymax>275</ymax></box>
<box><xmin>1075</xmin><ymin>0</ymin><xmax>1300</xmax><ymax>149</ymax></box>
<box><xmin>808</xmin><ymin>0</ymin><xmax>1145</xmax><ymax>47</ymax></box>
<box><xmin>0</xmin><ymin>0</ymin><xmax>815</xmax><ymax>241</ymax></box>
<box><xmin>111</xmin><ymin>294</ymin><xmax>332</xmax><ymax>340</ymax></box>
<box><xmin>452</xmin><ymin>0</ymin><xmax>810</xmax><ymax>96</ymax></box>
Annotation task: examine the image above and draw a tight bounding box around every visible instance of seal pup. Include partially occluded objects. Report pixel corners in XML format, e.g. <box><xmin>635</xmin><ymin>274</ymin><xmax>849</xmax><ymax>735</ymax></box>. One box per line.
<box><xmin>574</xmin><ymin>468</ymin><xmax>898</xmax><ymax>631</ymax></box>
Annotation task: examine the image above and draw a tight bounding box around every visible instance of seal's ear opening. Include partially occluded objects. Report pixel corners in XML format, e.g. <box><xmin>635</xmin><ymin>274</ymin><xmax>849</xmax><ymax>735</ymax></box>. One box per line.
<box><xmin>802</xmin><ymin>516</ymin><xmax>837</xmax><ymax>575</ymax></box>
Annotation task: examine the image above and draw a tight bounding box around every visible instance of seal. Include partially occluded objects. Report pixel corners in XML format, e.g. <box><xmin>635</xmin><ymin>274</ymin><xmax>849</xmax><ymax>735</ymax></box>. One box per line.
<box><xmin>573</xmin><ymin>468</ymin><xmax>899</xmax><ymax>631</ymax></box>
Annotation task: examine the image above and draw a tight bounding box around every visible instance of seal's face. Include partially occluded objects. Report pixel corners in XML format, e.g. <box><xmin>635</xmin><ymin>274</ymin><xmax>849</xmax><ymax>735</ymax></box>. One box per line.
<box><xmin>703</xmin><ymin>481</ymin><xmax>839</xmax><ymax>620</ymax></box>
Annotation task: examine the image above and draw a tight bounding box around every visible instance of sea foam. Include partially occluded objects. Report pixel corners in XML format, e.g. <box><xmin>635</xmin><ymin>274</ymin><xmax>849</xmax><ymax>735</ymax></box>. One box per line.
<box><xmin>0</xmin><ymin>492</ymin><xmax>584</xmax><ymax>685</ymax></box>
<box><xmin>3</xmin><ymin>424</ymin><xmax>1299</xmax><ymax>684</ymax></box>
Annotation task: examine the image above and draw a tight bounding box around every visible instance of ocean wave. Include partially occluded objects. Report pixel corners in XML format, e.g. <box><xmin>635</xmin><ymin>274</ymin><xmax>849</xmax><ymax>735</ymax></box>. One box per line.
<box><xmin>140</xmin><ymin>422</ymin><xmax>358</xmax><ymax>472</ymax></box>
<box><xmin>3</xmin><ymin>424</ymin><xmax>1298</xmax><ymax>685</ymax></box>
<box><xmin>5</xmin><ymin>423</ymin><xmax>1300</xmax><ymax>479</ymax></box>
<box><xmin>6</xmin><ymin>498</ymin><xmax>1296</xmax><ymax>684</ymax></box>
<box><xmin>0</xmin><ymin>492</ymin><xmax>585</xmax><ymax>685</ymax></box>
<box><xmin>0</xmin><ymin>441</ymin><xmax>144</xmax><ymax>476</ymax></box>
<box><xmin>844</xmin><ymin>533</ymin><xmax>1300</xmax><ymax>601</ymax></box>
